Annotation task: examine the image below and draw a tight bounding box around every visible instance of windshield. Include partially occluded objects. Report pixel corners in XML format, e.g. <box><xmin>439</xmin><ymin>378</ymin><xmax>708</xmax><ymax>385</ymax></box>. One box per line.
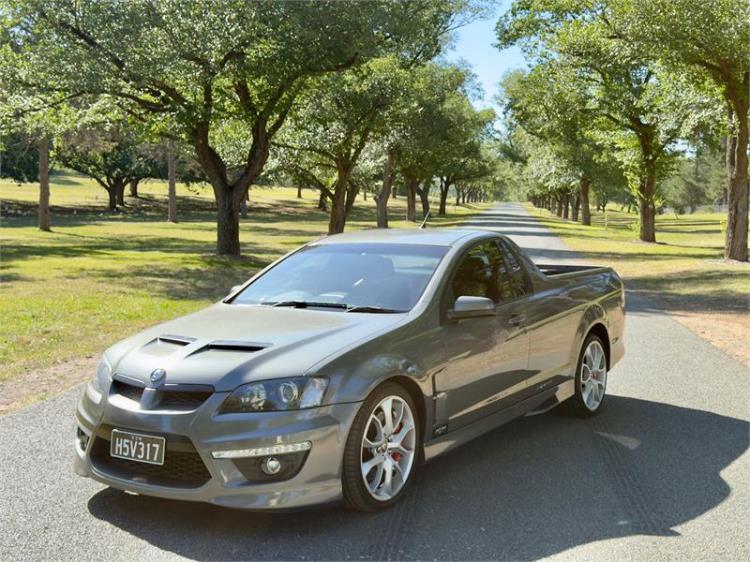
<box><xmin>232</xmin><ymin>242</ymin><xmax>448</xmax><ymax>312</ymax></box>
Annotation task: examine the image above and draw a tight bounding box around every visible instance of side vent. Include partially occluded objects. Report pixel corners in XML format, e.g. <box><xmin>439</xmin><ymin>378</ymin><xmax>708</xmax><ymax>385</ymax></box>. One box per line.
<box><xmin>188</xmin><ymin>340</ymin><xmax>267</xmax><ymax>356</ymax></box>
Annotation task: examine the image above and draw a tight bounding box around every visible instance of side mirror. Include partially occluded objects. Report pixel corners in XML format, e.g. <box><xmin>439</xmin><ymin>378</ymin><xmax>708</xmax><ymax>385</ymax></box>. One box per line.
<box><xmin>447</xmin><ymin>296</ymin><xmax>496</xmax><ymax>320</ymax></box>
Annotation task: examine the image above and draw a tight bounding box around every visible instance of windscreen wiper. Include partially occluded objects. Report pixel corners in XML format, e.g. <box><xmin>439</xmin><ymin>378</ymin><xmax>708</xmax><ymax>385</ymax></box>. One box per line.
<box><xmin>264</xmin><ymin>301</ymin><xmax>404</xmax><ymax>313</ymax></box>
<box><xmin>267</xmin><ymin>300</ymin><xmax>348</xmax><ymax>310</ymax></box>
<box><xmin>345</xmin><ymin>305</ymin><xmax>406</xmax><ymax>313</ymax></box>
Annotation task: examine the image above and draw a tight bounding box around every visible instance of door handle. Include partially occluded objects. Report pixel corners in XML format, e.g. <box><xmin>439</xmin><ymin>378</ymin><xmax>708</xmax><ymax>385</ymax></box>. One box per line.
<box><xmin>508</xmin><ymin>314</ymin><xmax>524</xmax><ymax>327</ymax></box>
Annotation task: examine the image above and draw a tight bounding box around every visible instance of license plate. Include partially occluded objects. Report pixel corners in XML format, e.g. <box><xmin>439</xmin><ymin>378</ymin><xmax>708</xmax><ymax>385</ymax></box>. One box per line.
<box><xmin>110</xmin><ymin>429</ymin><xmax>165</xmax><ymax>465</ymax></box>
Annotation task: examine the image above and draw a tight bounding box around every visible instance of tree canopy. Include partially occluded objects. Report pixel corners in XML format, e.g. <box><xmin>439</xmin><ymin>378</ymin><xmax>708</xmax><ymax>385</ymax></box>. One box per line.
<box><xmin>3</xmin><ymin>0</ymin><xmax>471</xmax><ymax>254</ymax></box>
<box><xmin>496</xmin><ymin>0</ymin><xmax>747</xmax><ymax>256</ymax></box>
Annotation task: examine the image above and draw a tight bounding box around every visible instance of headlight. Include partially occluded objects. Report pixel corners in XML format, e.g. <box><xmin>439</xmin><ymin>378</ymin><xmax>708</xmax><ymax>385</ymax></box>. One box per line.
<box><xmin>219</xmin><ymin>377</ymin><xmax>328</xmax><ymax>413</ymax></box>
<box><xmin>91</xmin><ymin>356</ymin><xmax>112</xmax><ymax>392</ymax></box>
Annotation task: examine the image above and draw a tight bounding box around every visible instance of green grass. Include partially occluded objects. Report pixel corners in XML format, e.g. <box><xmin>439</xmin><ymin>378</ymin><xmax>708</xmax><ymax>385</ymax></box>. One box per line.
<box><xmin>528</xmin><ymin>204</ymin><xmax>749</xmax><ymax>313</ymax></box>
<box><xmin>0</xmin><ymin>173</ymin><xmax>488</xmax><ymax>382</ymax></box>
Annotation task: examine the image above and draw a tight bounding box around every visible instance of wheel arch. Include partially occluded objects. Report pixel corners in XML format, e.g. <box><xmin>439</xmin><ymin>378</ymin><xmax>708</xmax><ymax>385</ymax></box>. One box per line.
<box><xmin>356</xmin><ymin>374</ymin><xmax>430</xmax><ymax>460</ymax></box>
<box><xmin>585</xmin><ymin>322</ymin><xmax>611</xmax><ymax>368</ymax></box>
<box><xmin>380</xmin><ymin>375</ymin><xmax>427</xmax><ymax>440</ymax></box>
<box><xmin>570</xmin><ymin>302</ymin><xmax>610</xmax><ymax>370</ymax></box>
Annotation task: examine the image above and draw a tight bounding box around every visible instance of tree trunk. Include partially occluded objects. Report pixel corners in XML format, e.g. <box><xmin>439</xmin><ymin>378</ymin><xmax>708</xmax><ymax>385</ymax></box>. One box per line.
<box><xmin>318</xmin><ymin>190</ymin><xmax>328</xmax><ymax>211</ymax></box>
<box><xmin>192</xmin><ymin>121</ymin><xmax>268</xmax><ymax>256</ymax></box>
<box><xmin>404</xmin><ymin>175</ymin><xmax>418</xmax><ymax>222</ymax></box>
<box><xmin>107</xmin><ymin>187</ymin><xmax>117</xmax><ymax>211</ymax></box>
<box><xmin>129</xmin><ymin>179</ymin><xmax>139</xmax><ymax>198</ymax></box>
<box><xmin>637</xmin><ymin>170</ymin><xmax>657</xmax><ymax>242</ymax></box>
<box><xmin>38</xmin><ymin>136</ymin><xmax>51</xmax><ymax>232</ymax></box>
<box><xmin>634</xmin><ymin>124</ymin><xmax>659</xmax><ymax>242</ymax></box>
<box><xmin>438</xmin><ymin>178</ymin><xmax>451</xmax><ymax>216</ymax></box>
<box><xmin>344</xmin><ymin>181</ymin><xmax>359</xmax><ymax>215</ymax></box>
<box><xmin>116</xmin><ymin>181</ymin><xmax>126</xmax><ymax>207</ymax></box>
<box><xmin>562</xmin><ymin>194</ymin><xmax>570</xmax><ymax>219</ymax></box>
<box><xmin>639</xmin><ymin>194</ymin><xmax>656</xmax><ymax>242</ymax></box>
<box><xmin>416</xmin><ymin>183</ymin><xmax>430</xmax><ymax>219</ymax></box>
<box><xmin>725</xmin><ymin>88</ymin><xmax>749</xmax><ymax>261</ymax></box>
<box><xmin>297</xmin><ymin>185</ymin><xmax>302</xmax><ymax>199</ymax></box>
<box><xmin>167</xmin><ymin>141</ymin><xmax>178</xmax><ymax>223</ymax></box>
<box><xmin>329</xmin><ymin>184</ymin><xmax>347</xmax><ymax>234</ymax></box>
<box><xmin>556</xmin><ymin>196</ymin><xmax>564</xmax><ymax>217</ymax></box>
<box><xmin>329</xmin><ymin>161</ymin><xmax>352</xmax><ymax>234</ymax></box>
<box><xmin>376</xmin><ymin>150</ymin><xmax>396</xmax><ymax>228</ymax></box>
<box><xmin>215</xmin><ymin>188</ymin><xmax>242</xmax><ymax>255</ymax></box>
<box><xmin>455</xmin><ymin>187</ymin><xmax>461</xmax><ymax>207</ymax></box>
<box><xmin>580</xmin><ymin>176</ymin><xmax>591</xmax><ymax>225</ymax></box>
<box><xmin>572</xmin><ymin>193</ymin><xmax>580</xmax><ymax>222</ymax></box>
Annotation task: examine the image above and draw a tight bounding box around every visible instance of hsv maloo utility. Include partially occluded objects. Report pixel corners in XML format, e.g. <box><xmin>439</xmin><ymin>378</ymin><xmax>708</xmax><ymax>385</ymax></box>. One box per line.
<box><xmin>74</xmin><ymin>228</ymin><xmax>624</xmax><ymax>511</ymax></box>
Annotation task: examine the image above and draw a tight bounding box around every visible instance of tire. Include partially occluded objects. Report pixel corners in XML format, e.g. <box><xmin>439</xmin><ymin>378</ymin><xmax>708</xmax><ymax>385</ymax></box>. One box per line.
<box><xmin>565</xmin><ymin>333</ymin><xmax>608</xmax><ymax>418</ymax></box>
<box><xmin>342</xmin><ymin>382</ymin><xmax>420</xmax><ymax>512</ymax></box>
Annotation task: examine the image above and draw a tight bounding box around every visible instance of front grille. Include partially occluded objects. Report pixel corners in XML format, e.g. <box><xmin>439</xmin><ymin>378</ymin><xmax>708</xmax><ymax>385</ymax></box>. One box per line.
<box><xmin>160</xmin><ymin>390</ymin><xmax>213</xmax><ymax>409</ymax></box>
<box><xmin>111</xmin><ymin>380</ymin><xmax>144</xmax><ymax>403</ymax></box>
<box><xmin>110</xmin><ymin>377</ymin><xmax>212</xmax><ymax>410</ymax></box>
<box><xmin>90</xmin><ymin>428</ymin><xmax>211</xmax><ymax>488</ymax></box>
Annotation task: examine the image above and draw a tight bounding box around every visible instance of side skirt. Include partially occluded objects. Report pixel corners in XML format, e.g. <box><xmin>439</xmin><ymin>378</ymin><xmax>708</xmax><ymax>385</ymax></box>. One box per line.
<box><xmin>422</xmin><ymin>380</ymin><xmax>575</xmax><ymax>462</ymax></box>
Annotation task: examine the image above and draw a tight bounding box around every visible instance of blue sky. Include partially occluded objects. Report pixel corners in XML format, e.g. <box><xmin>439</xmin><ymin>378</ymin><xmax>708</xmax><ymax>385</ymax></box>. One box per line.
<box><xmin>446</xmin><ymin>1</ymin><xmax>527</xmax><ymax>110</ymax></box>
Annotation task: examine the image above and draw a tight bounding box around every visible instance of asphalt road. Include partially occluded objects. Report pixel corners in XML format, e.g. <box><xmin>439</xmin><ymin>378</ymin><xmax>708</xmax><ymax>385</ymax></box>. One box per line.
<box><xmin>1</xmin><ymin>203</ymin><xmax>748</xmax><ymax>561</ymax></box>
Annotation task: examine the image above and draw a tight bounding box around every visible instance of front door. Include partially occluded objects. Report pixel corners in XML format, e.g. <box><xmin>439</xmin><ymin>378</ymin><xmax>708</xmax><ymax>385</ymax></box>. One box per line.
<box><xmin>435</xmin><ymin>240</ymin><xmax>530</xmax><ymax>432</ymax></box>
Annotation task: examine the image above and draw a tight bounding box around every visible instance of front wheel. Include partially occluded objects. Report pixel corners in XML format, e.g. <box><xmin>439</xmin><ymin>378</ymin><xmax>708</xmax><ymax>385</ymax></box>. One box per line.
<box><xmin>342</xmin><ymin>383</ymin><xmax>419</xmax><ymax>511</ymax></box>
<box><xmin>566</xmin><ymin>334</ymin><xmax>608</xmax><ymax>417</ymax></box>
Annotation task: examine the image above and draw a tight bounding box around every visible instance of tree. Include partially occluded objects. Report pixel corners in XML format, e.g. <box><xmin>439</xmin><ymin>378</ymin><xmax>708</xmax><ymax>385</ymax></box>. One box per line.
<box><xmin>0</xmin><ymin>91</ymin><xmax>73</xmax><ymax>232</ymax></box>
<box><xmin>616</xmin><ymin>0</ymin><xmax>749</xmax><ymax>260</ymax></box>
<box><xmin>375</xmin><ymin>148</ymin><xmax>398</xmax><ymax>228</ymax></box>
<box><xmin>4</xmin><ymin>0</ymin><xmax>467</xmax><ymax>255</ymax></box>
<box><xmin>663</xmin><ymin>139</ymin><xmax>728</xmax><ymax>213</ymax></box>
<box><xmin>392</xmin><ymin>64</ymin><xmax>494</xmax><ymax>220</ymax></box>
<box><xmin>500</xmin><ymin>66</ymin><xmax>625</xmax><ymax>225</ymax></box>
<box><xmin>273</xmin><ymin>57</ymin><xmax>409</xmax><ymax>234</ymax></box>
<box><xmin>497</xmin><ymin>0</ymin><xmax>711</xmax><ymax>241</ymax></box>
<box><xmin>0</xmin><ymin>131</ymin><xmax>39</xmax><ymax>183</ymax></box>
<box><xmin>433</xmin><ymin>100</ymin><xmax>495</xmax><ymax>216</ymax></box>
<box><xmin>55</xmin><ymin>126</ymin><xmax>161</xmax><ymax>211</ymax></box>
<box><xmin>0</xmin><ymin>130</ymin><xmax>51</xmax><ymax>231</ymax></box>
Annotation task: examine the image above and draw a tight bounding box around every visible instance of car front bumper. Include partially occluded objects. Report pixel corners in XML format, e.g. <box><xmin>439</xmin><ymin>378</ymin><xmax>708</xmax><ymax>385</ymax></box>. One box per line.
<box><xmin>73</xmin><ymin>382</ymin><xmax>362</xmax><ymax>510</ymax></box>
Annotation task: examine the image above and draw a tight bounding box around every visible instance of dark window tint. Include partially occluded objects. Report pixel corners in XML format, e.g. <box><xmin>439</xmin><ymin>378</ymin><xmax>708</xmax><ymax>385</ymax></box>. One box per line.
<box><xmin>498</xmin><ymin>239</ymin><xmax>531</xmax><ymax>297</ymax></box>
<box><xmin>451</xmin><ymin>242</ymin><xmax>510</xmax><ymax>304</ymax></box>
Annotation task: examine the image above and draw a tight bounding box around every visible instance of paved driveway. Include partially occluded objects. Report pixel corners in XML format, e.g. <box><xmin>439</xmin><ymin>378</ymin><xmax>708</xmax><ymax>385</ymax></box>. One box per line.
<box><xmin>1</xmin><ymin>203</ymin><xmax>748</xmax><ymax>561</ymax></box>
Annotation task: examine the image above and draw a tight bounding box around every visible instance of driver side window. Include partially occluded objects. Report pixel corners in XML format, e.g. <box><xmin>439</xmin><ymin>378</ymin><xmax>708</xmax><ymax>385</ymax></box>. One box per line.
<box><xmin>451</xmin><ymin>241</ymin><xmax>505</xmax><ymax>304</ymax></box>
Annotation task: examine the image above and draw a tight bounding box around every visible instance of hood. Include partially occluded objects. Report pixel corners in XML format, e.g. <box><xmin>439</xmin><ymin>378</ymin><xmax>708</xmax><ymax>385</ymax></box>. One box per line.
<box><xmin>107</xmin><ymin>303</ymin><xmax>404</xmax><ymax>392</ymax></box>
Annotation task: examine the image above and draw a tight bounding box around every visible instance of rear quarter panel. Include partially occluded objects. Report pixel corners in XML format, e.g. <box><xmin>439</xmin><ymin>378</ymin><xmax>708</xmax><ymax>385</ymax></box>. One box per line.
<box><xmin>525</xmin><ymin>268</ymin><xmax>624</xmax><ymax>392</ymax></box>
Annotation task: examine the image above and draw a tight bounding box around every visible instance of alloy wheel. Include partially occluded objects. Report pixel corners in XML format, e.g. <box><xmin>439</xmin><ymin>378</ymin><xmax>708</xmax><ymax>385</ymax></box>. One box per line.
<box><xmin>360</xmin><ymin>395</ymin><xmax>416</xmax><ymax>501</ymax></box>
<box><xmin>580</xmin><ymin>339</ymin><xmax>607</xmax><ymax>411</ymax></box>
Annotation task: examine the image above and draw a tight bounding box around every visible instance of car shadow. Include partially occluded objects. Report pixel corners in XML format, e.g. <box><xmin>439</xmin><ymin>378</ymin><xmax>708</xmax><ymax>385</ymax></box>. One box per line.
<box><xmin>87</xmin><ymin>395</ymin><xmax>748</xmax><ymax>560</ymax></box>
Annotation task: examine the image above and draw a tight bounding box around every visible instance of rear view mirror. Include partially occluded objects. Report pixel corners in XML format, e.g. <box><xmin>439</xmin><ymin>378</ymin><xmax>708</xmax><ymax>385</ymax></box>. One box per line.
<box><xmin>447</xmin><ymin>296</ymin><xmax>496</xmax><ymax>320</ymax></box>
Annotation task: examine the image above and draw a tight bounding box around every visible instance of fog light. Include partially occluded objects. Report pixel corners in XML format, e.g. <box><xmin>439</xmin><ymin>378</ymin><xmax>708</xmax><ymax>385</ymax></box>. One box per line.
<box><xmin>231</xmin><ymin>450</ymin><xmax>310</xmax><ymax>483</ymax></box>
<box><xmin>261</xmin><ymin>457</ymin><xmax>282</xmax><ymax>475</ymax></box>
<box><xmin>76</xmin><ymin>427</ymin><xmax>90</xmax><ymax>452</ymax></box>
